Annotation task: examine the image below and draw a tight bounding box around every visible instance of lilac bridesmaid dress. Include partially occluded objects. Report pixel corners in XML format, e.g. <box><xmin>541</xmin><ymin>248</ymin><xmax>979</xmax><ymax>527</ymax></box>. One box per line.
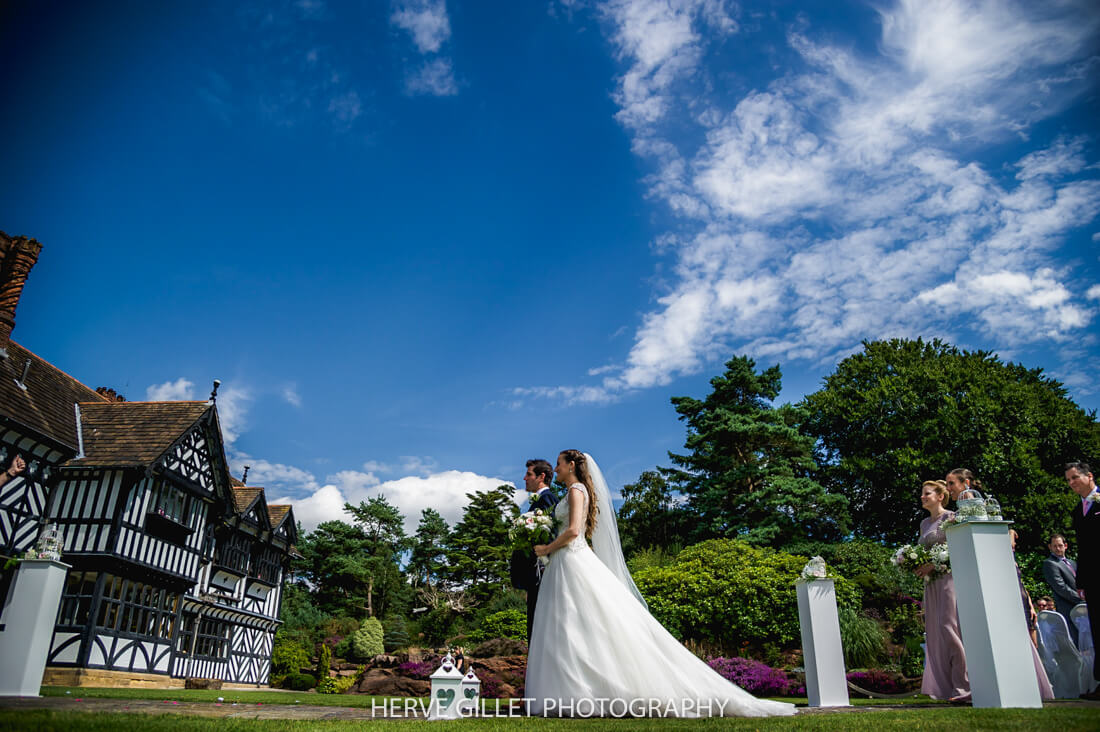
<box><xmin>919</xmin><ymin>512</ymin><xmax>970</xmax><ymax>699</ymax></box>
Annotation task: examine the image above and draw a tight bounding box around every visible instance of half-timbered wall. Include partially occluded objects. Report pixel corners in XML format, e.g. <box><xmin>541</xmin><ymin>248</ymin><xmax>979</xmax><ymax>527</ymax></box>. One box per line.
<box><xmin>0</xmin><ymin>426</ymin><xmax>66</xmax><ymax>559</ymax></box>
<box><xmin>51</xmin><ymin>469</ymin><xmax>126</xmax><ymax>555</ymax></box>
<box><xmin>115</xmin><ymin>476</ymin><xmax>209</xmax><ymax>581</ymax></box>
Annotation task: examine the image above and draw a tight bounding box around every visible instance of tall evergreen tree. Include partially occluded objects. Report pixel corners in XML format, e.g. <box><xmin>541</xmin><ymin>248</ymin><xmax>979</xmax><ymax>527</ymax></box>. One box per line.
<box><xmin>297</xmin><ymin>520</ymin><xmax>377</xmax><ymax>617</ymax></box>
<box><xmin>344</xmin><ymin>496</ymin><xmax>412</xmax><ymax>617</ymax></box>
<box><xmin>408</xmin><ymin>508</ymin><xmax>451</xmax><ymax>589</ymax></box>
<box><xmin>617</xmin><ymin>470</ymin><xmax>692</xmax><ymax>557</ymax></box>
<box><xmin>445</xmin><ymin>485</ymin><xmax>518</xmax><ymax>604</ymax></box>
<box><xmin>665</xmin><ymin>356</ymin><xmax>849</xmax><ymax>547</ymax></box>
<box><xmin>802</xmin><ymin>338</ymin><xmax>1100</xmax><ymax>545</ymax></box>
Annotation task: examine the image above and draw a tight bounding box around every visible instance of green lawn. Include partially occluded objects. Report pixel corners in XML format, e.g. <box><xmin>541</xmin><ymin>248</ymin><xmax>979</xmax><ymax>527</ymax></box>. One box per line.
<box><xmin>2</xmin><ymin>708</ymin><xmax>1099</xmax><ymax>731</ymax></box>
<box><xmin>39</xmin><ymin>686</ymin><xmax>391</xmax><ymax>707</ymax></box>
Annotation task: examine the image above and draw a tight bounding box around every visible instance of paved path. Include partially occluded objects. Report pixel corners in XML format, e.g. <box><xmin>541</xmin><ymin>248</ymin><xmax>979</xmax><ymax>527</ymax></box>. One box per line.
<box><xmin>0</xmin><ymin>696</ymin><xmax>1096</xmax><ymax>720</ymax></box>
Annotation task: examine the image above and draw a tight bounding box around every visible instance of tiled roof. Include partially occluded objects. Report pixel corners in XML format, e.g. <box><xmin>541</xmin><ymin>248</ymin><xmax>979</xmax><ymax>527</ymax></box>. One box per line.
<box><xmin>68</xmin><ymin>401</ymin><xmax>211</xmax><ymax>467</ymax></box>
<box><xmin>231</xmin><ymin>486</ymin><xmax>262</xmax><ymax>513</ymax></box>
<box><xmin>0</xmin><ymin>340</ymin><xmax>108</xmax><ymax>451</ymax></box>
<box><xmin>268</xmin><ymin>505</ymin><xmax>291</xmax><ymax>527</ymax></box>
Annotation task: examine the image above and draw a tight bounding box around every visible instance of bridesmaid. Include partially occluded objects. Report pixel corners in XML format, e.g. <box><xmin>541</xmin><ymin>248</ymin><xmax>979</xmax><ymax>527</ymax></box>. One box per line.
<box><xmin>917</xmin><ymin>480</ymin><xmax>970</xmax><ymax>701</ymax></box>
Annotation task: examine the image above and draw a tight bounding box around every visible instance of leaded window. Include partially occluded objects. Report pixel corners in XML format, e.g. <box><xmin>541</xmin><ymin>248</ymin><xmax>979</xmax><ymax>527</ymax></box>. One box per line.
<box><xmin>94</xmin><ymin>573</ymin><xmax>178</xmax><ymax>640</ymax></box>
<box><xmin>215</xmin><ymin>531</ymin><xmax>250</xmax><ymax>574</ymax></box>
<box><xmin>56</xmin><ymin>570</ymin><xmax>98</xmax><ymax>626</ymax></box>
<box><xmin>150</xmin><ymin>479</ymin><xmax>188</xmax><ymax>524</ymax></box>
<box><xmin>176</xmin><ymin>614</ymin><xmax>231</xmax><ymax>659</ymax></box>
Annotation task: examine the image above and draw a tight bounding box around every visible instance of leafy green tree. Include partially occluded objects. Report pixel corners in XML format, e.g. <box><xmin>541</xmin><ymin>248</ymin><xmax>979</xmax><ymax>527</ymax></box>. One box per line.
<box><xmin>665</xmin><ymin>356</ymin><xmax>850</xmax><ymax>547</ymax></box>
<box><xmin>802</xmin><ymin>338</ymin><xmax>1100</xmax><ymax>546</ymax></box>
<box><xmin>317</xmin><ymin>643</ymin><xmax>331</xmax><ymax>680</ymax></box>
<box><xmin>297</xmin><ymin>521</ymin><xmax>377</xmax><ymax>617</ymax></box>
<box><xmin>617</xmin><ymin>470</ymin><xmax>692</xmax><ymax>557</ymax></box>
<box><xmin>632</xmin><ymin>538</ymin><xmax>858</xmax><ymax>654</ymax></box>
<box><xmin>445</xmin><ymin>485</ymin><xmax>519</xmax><ymax>604</ymax></box>
<box><xmin>408</xmin><ymin>508</ymin><xmax>451</xmax><ymax>589</ymax></box>
<box><xmin>344</xmin><ymin>496</ymin><xmax>413</xmax><ymax>618</ymax></box>
<box><xmin>352</xmin><ymin>616</ymin><xmax>385</xmax><ymax>659</ymax></box>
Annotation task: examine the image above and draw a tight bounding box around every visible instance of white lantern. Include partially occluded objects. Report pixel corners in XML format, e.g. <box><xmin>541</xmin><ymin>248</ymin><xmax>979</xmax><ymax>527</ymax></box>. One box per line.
<box><xmin>428</xmin><ymin>653</ymin><xmax>465</xmax><ymax>719</ymax></box>
<box><xmin>460</xmin><ymin>667</ymin><xmax>481</xmax><ymax>714</ymax></box>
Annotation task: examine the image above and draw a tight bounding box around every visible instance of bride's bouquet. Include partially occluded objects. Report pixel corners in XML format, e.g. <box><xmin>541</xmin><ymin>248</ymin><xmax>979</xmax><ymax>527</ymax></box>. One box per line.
<box><xmin>509</xmin><ymin>509</ymin><xmax>555</xmax><ymax>567</ymax></box>
<box><xmin>891</xmin><ymin>543</ymin><xmax>950</xmax><ymax>582</ymax></box>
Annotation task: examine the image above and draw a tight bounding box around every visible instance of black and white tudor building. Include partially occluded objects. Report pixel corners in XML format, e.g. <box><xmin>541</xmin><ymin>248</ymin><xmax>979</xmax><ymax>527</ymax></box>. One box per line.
<box><xmin>0</xmin><ymin>233</ymin><xmax>297</xmax><ymax>686</ymax></box>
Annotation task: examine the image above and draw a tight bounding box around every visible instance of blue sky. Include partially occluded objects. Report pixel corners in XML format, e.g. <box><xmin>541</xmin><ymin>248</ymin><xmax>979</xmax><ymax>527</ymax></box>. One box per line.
<box><xmin>2</xmin><ymin>0</ymin><xmax>1098</xmax><ymax>535</ymax></box>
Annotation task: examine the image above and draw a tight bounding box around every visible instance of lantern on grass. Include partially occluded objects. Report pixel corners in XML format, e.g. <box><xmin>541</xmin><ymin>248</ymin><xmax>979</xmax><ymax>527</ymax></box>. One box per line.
<box><xmin>461</xmin><ymin>667</ymin><xmax>480</xmax><ymax>712</ymax></box>
<box><xmin>428</xmin><ymin>653</ymin><xmax>464</xmax><ymax>719</ymax></box>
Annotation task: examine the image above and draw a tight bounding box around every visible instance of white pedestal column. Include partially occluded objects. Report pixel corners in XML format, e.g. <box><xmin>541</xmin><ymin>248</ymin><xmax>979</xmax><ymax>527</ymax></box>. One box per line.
<box><xmin>0</xmin><ymin>559</ymin><xmax>69</xmax><ymax>697</ymax></box>
<box><xmin>944</xmin><ymin>520</ymin><xmax>1041</xmax><ymax>708</ymax></box>
<box><xmin>796</xmin><ymin>578</ymin><xmax>850</xmax><ymax>707</ymax></box>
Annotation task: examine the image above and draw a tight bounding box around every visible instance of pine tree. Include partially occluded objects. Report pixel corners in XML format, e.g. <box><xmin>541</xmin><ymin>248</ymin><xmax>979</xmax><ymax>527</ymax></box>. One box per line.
<box><xmin>666</xmin><ymin>355</ymin><xmax>849</xmax><ymax>547</ymax></box>
<box><xmin>444</xmin><ymin>485</ymin><xmax>518</xmax><ymax>604</ymax></box>
<box><xmin>408</xmin><ymin>508</ymin><xmax>451</xmax><ymax>589</ymax></box>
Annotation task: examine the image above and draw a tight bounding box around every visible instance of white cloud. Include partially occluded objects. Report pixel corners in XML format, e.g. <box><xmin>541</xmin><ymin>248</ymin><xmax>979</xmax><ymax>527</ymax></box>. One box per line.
<box><xmin>390</xmin><ymin>0</ymin><xmax>451</xmax><ymax>54</ymax></box>
<box><xmin>145</xmin><ymin>378</ymin><xmax>196</xmax><ymax>401</ymax></box>
<box><xmin>214</xmin><ymin>384</ymin><xmax>252</xmax><ymax>446</ymax></box>
<box><xmin>275</xmin><ymin>469</ymin><xmax>519</xmax><ymax>535</ymax></box>
<box><xmin>399</xmin><ymin>455</ymin><xmax>438</xmax><ymax>475</ymax></box>
<box><xmin>281</xmin><ymin>384</ymin><xmax>302</xmax><ymax>407</ymax></box>
<box><xmin>404</xmin><ymin>58</ymin><xmax>458</xmax><ymax>97</ymax></box>
<box><xmin>527</xmin><ymin>0</ymin><xmax>1100</xmax><ymax>405</ymax></box>
<box><xmin>1087</xmin><ymin>285</ymin><xmax>1100</xmax><ymax>300</ymax></box>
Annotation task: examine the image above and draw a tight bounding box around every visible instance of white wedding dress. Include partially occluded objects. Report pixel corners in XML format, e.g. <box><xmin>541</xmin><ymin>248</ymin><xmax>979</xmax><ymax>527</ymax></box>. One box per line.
<box><xmin>525</xmin><ymin>459</ymin><xmax>796</xmax><ymax>718</ymax></box>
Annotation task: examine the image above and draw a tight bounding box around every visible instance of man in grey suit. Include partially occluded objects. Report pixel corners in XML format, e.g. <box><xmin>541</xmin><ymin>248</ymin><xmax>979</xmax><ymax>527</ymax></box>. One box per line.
<box><xmin>1042</xmin><ymin>533</ymin><xmax>1080</xmax><ymax>645</ymax></box>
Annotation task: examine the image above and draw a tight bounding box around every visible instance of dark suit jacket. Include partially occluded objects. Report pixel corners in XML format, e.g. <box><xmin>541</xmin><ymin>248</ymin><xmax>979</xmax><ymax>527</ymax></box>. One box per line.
<box><xmin>1072</xmin><ymin>494</ymin><xmax>1100</xmax><ymax>595</ymax></box>
<box><xmin>1042</xmin><ymin>553</ymin><xmax>1079</xmax><ymax>617</ymax></box>
<box><xmin>509</xmin><ymin>489</ymin><xmax>560</xmax><ymax>591</ymax></box>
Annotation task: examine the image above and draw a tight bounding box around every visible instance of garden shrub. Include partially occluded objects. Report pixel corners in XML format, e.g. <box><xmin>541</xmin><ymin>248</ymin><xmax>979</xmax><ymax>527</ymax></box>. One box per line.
<box><xmin>706</xmin><ymin>657</ymin><xmax>800</xmax><ymax>696</ymax></box>
<box><xmin>397</xmin><ymin>660</ymin><xmax>436</xmax><ymax>680</ymax></box>
<box><xmin>468</xmin><ymin>609</ymin><xmax>526</xmax><ymax>643</ymax></box>
<box><xmin>633</xmin><ymin>539</ymin><xmax>858</xmax><ymax>653</ymax></box>
<box><xmin>317</xmin><ymin>643</ymin><xmax>331</xmax><ymax>681</ymax></box>
<box><xmin>472</xmin><ymin>637</ymin><xmax>527</xmax><ymax>657</ymax></box>
<box><xmin>383</xmin><ymin>615</ymin><xmax>411</xmax><ymax>652</ymax></box>
<box><xmin>351</xmin><ymin>617</ymin><xmax>384</xmax><ymax>660</ymax></box>
<box><xmin>270</xmin><ymin>637</ymin><xmax>310</xmax><ymax>676</ymax></box>
<box><xmin>316</xmin><ymin>675</ymin><xmax>358</xmax><ymax>694</ymax></box>
<box><xmin>838</xmin><ymin>607</ymin><xmax>889</xmax><ymax>668</ymax></box>
<box><xmin>284</xmin><ymin>673</ymin><xmax>317</xmax><ymax>691</ymax></box>
<box><xmin>846</xmin><ymin>670</ymin><xmax>914</xmax><ymax>695</ymax></box>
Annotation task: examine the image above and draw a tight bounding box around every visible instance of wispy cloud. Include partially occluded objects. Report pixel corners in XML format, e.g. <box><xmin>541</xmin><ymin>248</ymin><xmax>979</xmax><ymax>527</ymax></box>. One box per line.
<box><xmin>198</xmin><ymin>1</ymin><xmax>368</xmax><ymax>132</ymax></box>
<box><xmin>390</xmin><ymin>0</ymin><xmax>451</xmax><ymax>53</ymax></box>
<box><xmin>281</xmin><ymin>384</ymin><xmax>303</xmax><ymax>407</ymax></box>
<box><xmin>391</xmin><ymin>0</ymin><xmax>460</xmax><ymax>96</ymax></box>
<box><xmin>404</xmin><ymin>58</ymin><xmax>459</xmax><ymax>96</ymax></box>
<box><xmin>530</xmin><ymin>0</ymin><xmax>1100</xmax><ymax>404</ymax></box>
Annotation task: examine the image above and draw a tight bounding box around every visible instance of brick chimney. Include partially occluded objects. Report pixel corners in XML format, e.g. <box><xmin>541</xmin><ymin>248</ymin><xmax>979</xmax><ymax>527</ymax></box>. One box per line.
<box><xmin>0</xmin><ymin>232</ymin><xmax>43</xmax><ymax>350</ymax></box>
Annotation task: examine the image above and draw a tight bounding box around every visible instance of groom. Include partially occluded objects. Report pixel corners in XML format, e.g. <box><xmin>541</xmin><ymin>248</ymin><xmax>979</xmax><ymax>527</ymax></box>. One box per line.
<box><xmin>509</xmin><ymin>458</ymin><xmax>560</xmax><ymax>641</ymax></box>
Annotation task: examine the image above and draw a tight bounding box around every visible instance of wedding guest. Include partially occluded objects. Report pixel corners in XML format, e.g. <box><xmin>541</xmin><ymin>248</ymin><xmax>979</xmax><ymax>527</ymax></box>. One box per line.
<box><xmin>945</xmin><ymin>468</ymin><xmax>982</xmax><ymax>503</ymax></box>
<box><xmin>0</xmin><ymin>454</ymin><xmax>25</xmax><ymax>487</ymax></box>
<box><xmin>1066</xmin><ymin>461</ymin><xmax>1100</xmax><ymax>696</ymax></box>
<box><xmin>1042</xmin><ymin>533</ymin><xmax>1080</xmax><ymax>645</ymax></box>
<box><xmin>916</xmin><ymin>480</ymin><xmax>969</xmax><ymax>701</ymax></box>
<box><xmin>1037</xmin><ymin>596</ymin><xmax>1055</xmax><ymax>612</ymax></box>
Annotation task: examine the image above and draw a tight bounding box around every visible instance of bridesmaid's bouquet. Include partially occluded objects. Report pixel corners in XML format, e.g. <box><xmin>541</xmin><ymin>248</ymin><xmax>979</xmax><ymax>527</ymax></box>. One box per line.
<box><xmin>892</xmin><ymin>543</ymin><xmax>950</xmax><ymax>582</ymax></box>
<box><xmin>509</xmin><ymin>509</ymin><xmax>555</xmax><ymax>566</ymax></box>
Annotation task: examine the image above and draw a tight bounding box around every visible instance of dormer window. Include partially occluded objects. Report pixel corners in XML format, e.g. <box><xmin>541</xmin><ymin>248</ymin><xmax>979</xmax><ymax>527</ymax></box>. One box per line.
<box><xmin>151</xmin><ymin>479</ymin><xmax>188</xmax><ymax>523</ymax></box>
<box><xmin>144</xmin><ymin>478</ymin><xmax>195</xmax><ymax>544</ymax></box>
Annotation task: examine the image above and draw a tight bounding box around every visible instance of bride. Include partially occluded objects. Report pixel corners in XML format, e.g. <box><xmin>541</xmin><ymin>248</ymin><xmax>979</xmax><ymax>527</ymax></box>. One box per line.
<box><xmin>525</xmin><ymin>449</ymin><xmax>796</xmax><ymax>718</ymax></box>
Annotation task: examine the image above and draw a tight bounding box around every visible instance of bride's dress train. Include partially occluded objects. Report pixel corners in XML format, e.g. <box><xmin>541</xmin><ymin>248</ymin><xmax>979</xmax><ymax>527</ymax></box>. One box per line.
<box><xmin>525</xmin><ymin>466</ymin><xmax>796</xmax><ymax>718</ymax></box>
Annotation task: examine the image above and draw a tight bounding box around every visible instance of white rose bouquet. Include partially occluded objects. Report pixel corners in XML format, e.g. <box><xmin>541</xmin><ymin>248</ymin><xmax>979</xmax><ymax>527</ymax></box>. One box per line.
<box><xmin>892</xmin><ymin>542</ymin><xmax>949</xmax><ymax>582</ymax></box>
<box><xmin>509</xmin><ymin>509</ymin><xmax>555</xmax><ymax>566</ymax></box>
